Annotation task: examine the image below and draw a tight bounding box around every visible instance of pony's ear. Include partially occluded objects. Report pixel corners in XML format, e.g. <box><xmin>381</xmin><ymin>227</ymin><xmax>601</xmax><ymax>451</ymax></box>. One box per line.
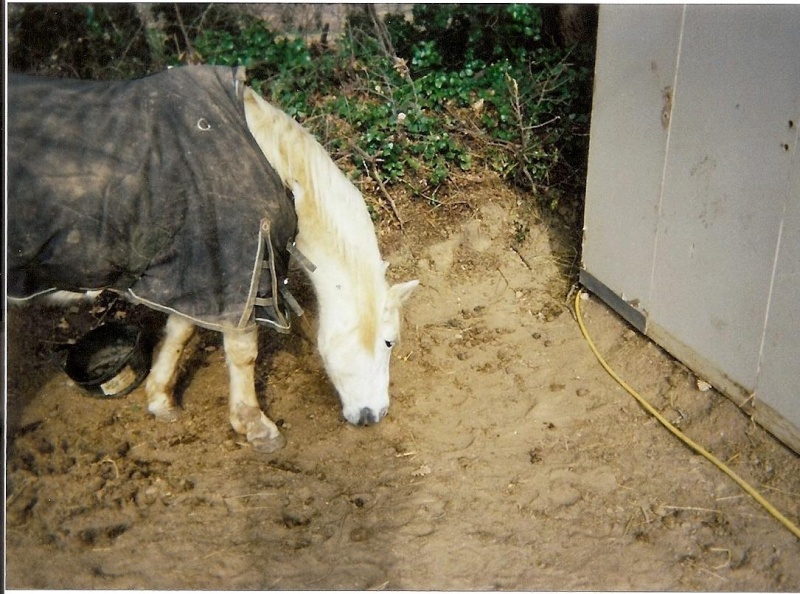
<box><xmin>388</xmin><ymin>280</ymin><xmax>419</xmax><ymax>307</ymax></box>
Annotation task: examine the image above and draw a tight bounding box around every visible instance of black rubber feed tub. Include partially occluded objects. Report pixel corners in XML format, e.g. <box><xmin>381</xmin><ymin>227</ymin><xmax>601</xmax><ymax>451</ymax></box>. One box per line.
<box><xmin>64</xmin><ymin>323</ymin><xmax>150</xmax><ymax>398</ymax></box>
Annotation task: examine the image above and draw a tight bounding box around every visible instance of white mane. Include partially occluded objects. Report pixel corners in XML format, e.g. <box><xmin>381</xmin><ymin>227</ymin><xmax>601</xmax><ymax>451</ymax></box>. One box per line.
<box><xmin>243</xmin><ymin>89</ymin><xmax>384</xmax><ymax>277</ymax></box>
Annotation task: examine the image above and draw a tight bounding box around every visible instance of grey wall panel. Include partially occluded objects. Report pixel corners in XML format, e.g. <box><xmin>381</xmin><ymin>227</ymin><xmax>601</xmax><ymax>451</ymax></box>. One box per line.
<box><xmin>582</xmin><ymin>5</ymin><xmax>683</xmax><ymax>309</ymax></box>
<box><xmin>649</xmin><ymin>6</ymin><xmax>800</xmax><ymax>390</ymax></box>
<box><xmin>757</xmin><ymin>113</ymin><xmax>800</xmax><ymax>434</ymax></box>
<box><xmin>582</xmin><ymin>5</ymin><xmax>800</xmax><ymax>452</ymax></box>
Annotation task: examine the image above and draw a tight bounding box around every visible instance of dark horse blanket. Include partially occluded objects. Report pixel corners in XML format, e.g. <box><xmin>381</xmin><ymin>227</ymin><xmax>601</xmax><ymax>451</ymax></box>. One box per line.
<box><xmin>8</xmin><ymin>65</ymin><xmax>297</xmax><ymax>332</ymax></box>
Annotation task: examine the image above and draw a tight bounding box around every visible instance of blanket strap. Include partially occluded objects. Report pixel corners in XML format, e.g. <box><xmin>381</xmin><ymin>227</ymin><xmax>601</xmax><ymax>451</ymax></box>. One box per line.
<box><xmin>249</xmin><ymin>219</ymin><xmax>296</xmax><ymax>333</ymax></box>
<box><xmin>286</xmin><ymin>241</ymin><xmax>317</xmax><ymax>273</ymax></box>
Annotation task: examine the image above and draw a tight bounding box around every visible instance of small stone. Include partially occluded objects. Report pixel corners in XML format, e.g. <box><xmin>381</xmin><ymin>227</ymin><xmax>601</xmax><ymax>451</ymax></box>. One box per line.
<box><xmin>86</xmin><ymin>476</ymin><xmax>105</xmax><ymax>493</ymax></box>
<box><xmin>116</xmin><ymin>441</ymin><xmax>131</xmax><ymax>457</ymax></box>
<box><xmin>135</xmin><ymin>486</ymin><xmax>158</xmax><ymax>507</ymax></box>
<box><xmin>35</xmin><ymin>437</ymin><xmax>55</xmax><ymax>455</ymax></box>
<box><xmin>411</xmin><ymin>464</ymin><xmax>432</xmax><ymax>477</ymax></box>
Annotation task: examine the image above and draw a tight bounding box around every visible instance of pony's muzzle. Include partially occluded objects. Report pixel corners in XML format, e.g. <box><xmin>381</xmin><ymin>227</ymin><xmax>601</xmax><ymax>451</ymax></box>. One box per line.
<box><xmin>357</xmin><ymin>407</ymin><xmax>387</xmax><ymax>426</ymax></box>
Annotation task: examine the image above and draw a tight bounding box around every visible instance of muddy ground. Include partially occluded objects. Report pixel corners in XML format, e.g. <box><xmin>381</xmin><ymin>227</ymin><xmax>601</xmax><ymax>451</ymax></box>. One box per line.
<box><xmin>5</xmin><ymin>176</ymin><xmax>800</xmax><ymax>590</ymax></box>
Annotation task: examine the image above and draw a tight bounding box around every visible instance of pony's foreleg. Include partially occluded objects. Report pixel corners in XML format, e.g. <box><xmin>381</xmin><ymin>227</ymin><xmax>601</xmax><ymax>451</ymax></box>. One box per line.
<box><xmin>146</xmin><ymin>314</ymin><xmax>195</xmax><ymax>422</ymax></box>
<box><xmin>223</xmin><ymin>328</ymin><xmax>286</xmax><ymax>453</ymax></box>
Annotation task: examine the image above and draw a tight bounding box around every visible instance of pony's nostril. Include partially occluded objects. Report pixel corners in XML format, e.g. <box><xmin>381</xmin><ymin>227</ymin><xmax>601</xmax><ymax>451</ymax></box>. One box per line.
<box><xmin>358</xmin><ymin>408</ymin><xmax>378</xmax><ymax>426</ymax></box>
<box><xmin>355</xmin><ymin>407</ymin><xmax>388</xmax><ymax>426</ymax></box>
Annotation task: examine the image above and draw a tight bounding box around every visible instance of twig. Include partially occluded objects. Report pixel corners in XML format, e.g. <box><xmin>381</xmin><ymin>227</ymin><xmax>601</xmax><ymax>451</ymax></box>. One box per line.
<box><xmin>505</xmin><ymin>73</ymin><xmax>536</xmax><ymax>191</ymax></box>
<box><xmin>510</xmin><ymin>245</ymin><xmax>534</xmax><ymax>271</ymax></box>
<box><xmin>394</xmin><ymin>451</ymin><xmax>417</xmax><ymax>458</ymax></box>
<box><xmin>661</xmin><ymin>505</ymin><xmax>721</xmax><ymax>514</ymax></box>
<box><xmin>488</xmin><ymin>268</ymin><xmax>511</xmax><ymax>307</ymax></box>
<box><xmin>116</xmin><ymin>23</ymin><xmax>145</xmax><ymax>66</ymax></box>
<box><xmin>174</xmin><ymin>3</ymin><xmax>200</xmax><ymax>64</ymax></box>
<box><xmin>365</xmin><ymin>5</ymin><xmax>395</xmax><ymax>58</ymax></box>
<box><xmin>525</xmin><ymin>115</ymin><xmax>562</xmax><ymax>131</ymax></box>
<box><xmin>370</xmin><ymin>167</ymin><xmax>404</xmax><ymax>229</ymax></box>
<box><xmin>351</xmin><ymin>144</ymin><xmax>404</xmax><ymax>229</ymax></box>
<box><xmin>135</xmin><ymin>4</ymin><xmax>166</xmax><ymax>69</ymax></box>
<box><xmin>100</xmin><ymin>456</ymin><xmax>121</xmax><ymax>480</ymax></box>
<box><xmin>531</xmin><ymin>48</ymin><xmax>575</xmax><ymax>108</ymax></box>
<box><xmin>715</xmin><ymin>494</ymin><xmax>747</xmax><ymax>502</ymax></box>
<box><xmin>698</xmin><ymin>567</ymin><xmax>727</xmax><ymax>582</ymax></box>
<box><xmin>709</xmin><ymin>547</ymin><xmax>732</xmax><ymax>570</ymax></box>
<box><xmin>760</xmin><ymin>484</ymin><xmax>800</xmax><ymax>498</ymax></box>
<box><xmin>223</xmin><ymin>491</ymin><xmax>279</xmax><ymax>500</ymax></box>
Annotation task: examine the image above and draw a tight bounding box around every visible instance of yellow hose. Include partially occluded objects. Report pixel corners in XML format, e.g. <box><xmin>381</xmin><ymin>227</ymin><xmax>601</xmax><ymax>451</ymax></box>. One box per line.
<box><xmin>574</xmin><ymin>289</ymin><xmax>800</xmax><ymax>540</ymax></box>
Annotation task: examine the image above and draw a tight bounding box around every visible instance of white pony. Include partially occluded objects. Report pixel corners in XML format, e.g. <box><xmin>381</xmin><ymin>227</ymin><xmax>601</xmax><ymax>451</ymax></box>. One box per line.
<box><xmin>144</xmin><ymin>89</ymin><xmax>418</xmax><ymax>451</ymax></box>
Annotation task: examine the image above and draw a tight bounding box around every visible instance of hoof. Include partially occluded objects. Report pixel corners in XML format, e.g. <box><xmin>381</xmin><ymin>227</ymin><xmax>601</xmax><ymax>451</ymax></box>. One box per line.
<box><xmin>244</xmin><ymin>417</ymin><xmax>286</xmax><ymax>453</ymax></box>
<box><xmin>149</xmin><ymin>404</ymin><xmax>180</xmax><ymax>423</ymax></box>
<box><xmin>250</xmin><ymin>432</ymin><xmax>287</xmax><ymax>453</ymax></box>
<box><xmin>231</xmin><ymin>405</ymin><xmax>286</xmax><ymax>453</ymax></box>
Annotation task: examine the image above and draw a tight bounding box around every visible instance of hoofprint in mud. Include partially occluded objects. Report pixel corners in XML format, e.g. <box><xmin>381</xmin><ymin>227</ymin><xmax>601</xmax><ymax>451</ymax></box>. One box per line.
<box><xmin>7</xmin><ymin>65</ymin><xmax>417</xmax><ymax>451</ymax></box>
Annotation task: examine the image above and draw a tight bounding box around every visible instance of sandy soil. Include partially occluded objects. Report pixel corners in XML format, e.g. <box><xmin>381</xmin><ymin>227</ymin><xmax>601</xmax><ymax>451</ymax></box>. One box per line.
<box><xmin>5</xmin><ymin>176</ymin><xmax>800</xmax><ymax>590</ymax></box>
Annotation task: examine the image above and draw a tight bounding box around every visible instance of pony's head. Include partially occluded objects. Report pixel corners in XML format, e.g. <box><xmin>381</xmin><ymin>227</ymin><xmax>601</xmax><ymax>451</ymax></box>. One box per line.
<box><xmin>317</xmin><ymin>277</ymin><xmax>418</xmax><ymax>425</ymax></box>
<box><xmin>242</xmin><ymin>89</ymin><xmax>419</xmax><ymax>425</ymax></box>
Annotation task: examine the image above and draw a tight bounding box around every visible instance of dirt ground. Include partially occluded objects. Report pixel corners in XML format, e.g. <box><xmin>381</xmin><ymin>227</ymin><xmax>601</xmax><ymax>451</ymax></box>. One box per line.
<box><xmin>5</xmin><ymin>175</ymin><xmax>800</xmax><ymax>590</ymax></box>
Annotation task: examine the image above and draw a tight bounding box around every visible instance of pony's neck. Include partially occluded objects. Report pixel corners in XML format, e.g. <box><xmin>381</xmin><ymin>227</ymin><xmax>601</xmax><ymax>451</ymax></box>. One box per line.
<box><xmin>243</xmin><ymin>89</ymin><xmax>387</xmax><ymax>350</ymax></box>
<box><xmin>243</xmin><ymin>88</ymin><xmax>383</xmax><ymax>271</ymax></box>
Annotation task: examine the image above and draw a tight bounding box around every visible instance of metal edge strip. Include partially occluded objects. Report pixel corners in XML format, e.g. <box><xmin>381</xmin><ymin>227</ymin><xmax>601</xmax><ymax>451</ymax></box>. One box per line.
<box><xmin>578</xmin><ymin>269</ymin><xmax>647</xmax><ymax>334</ymax></box>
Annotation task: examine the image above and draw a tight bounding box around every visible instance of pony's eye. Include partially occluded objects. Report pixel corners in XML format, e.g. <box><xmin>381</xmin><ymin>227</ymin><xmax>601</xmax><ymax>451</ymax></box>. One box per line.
<box><xmin>385</xmin><ymin>340</ymin><xmax>395</xmax><ymax>349</ymax></box>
